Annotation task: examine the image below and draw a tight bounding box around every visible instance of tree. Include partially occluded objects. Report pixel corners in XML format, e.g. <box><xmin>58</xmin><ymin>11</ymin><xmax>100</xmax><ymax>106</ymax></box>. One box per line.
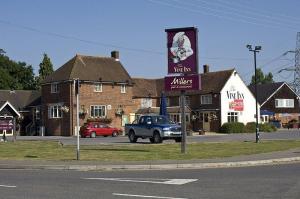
<box><xmin>38</xmin><ymin>53</ymin><xmax>53</xmax><ymax>81</ymax></box>
<box><xmin>0</xmin><ymin>51</ymin><xmax>37</xmax><ymax>90</ymax></box>
<box><xmin>250</xmin><ymin>68</ymin><xmax>274</xmax><ymax>85</ymax></box>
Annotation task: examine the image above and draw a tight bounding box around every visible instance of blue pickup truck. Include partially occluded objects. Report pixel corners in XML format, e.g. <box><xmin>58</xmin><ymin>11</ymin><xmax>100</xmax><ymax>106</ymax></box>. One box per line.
<box><xmin>125</xmin><ymin>114</ymin><xmax>182</xmax><ymax>143</ymax></box>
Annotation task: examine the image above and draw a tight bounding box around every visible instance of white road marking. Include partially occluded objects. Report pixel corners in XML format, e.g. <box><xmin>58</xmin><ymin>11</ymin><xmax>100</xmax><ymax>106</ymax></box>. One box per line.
<box><xmin>83</xmin><ymin>178</ymin><xmax>198</xmax><ymax>185</ymax></box>
<box><xmin>0</xmin><ymin>184</ymin><xmax>16</xmax><ymax>188</ymax></box>
<box><xmin>113</xmin><ymin>193</ymin><xmax>188</xmax><ymax>199</ymax></box>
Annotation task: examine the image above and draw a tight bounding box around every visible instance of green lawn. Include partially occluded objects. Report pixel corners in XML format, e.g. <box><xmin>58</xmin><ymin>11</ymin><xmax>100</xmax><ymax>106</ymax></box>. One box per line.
<box><xmin>0</xmin><ymin>140</ymin><xmax>300</xmax><ymax>161</ymax></box>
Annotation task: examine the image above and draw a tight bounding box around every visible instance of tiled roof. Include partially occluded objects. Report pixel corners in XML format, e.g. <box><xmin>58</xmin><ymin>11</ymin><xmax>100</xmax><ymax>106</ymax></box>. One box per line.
<box><xmin>43</xmin><ymin>54</ymin><xmax>133</xmax><ymax>84</ymax></box>
<box><xmin>248</xmin><ymin>82</ymin><xmax>284</xmax><ymax>104</ymax></box>
<box><xmin>132</xmin><ymin>69</ymin><xmax>234</xmax><ymax>97</ymax></box>
<box><xmin>0</xmin><ymin>90</ymin><xmax>41</xmax><ymax>110</ymax></box>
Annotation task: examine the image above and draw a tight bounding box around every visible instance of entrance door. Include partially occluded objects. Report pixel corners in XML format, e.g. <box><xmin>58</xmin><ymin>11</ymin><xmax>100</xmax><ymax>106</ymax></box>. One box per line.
<box><xmin>203</xmin><ymin>112</ymin><xmax>210</xmax><ymax>131</ymax></box>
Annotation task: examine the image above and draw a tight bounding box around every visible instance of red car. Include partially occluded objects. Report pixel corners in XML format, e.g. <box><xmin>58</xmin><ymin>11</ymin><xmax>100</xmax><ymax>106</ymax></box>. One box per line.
<box><xmin>80</xmin><ymin>122</ymin><xmax>122</xmax><ymax>138</ymax></box>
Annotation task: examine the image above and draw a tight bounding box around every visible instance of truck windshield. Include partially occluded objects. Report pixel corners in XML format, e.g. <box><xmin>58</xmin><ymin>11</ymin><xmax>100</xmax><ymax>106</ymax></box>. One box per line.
<box><xmin>152</xmin><ymin>116</ymin><xmax>173</xmax><ymax>124</ymax></box>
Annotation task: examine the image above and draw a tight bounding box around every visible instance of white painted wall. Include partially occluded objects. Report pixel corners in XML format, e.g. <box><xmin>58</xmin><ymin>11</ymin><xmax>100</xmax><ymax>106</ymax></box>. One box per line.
<box><xmin>220</xmin><ymin>70</ymin><xmax>260</xmax><ymax>125</ymax></box>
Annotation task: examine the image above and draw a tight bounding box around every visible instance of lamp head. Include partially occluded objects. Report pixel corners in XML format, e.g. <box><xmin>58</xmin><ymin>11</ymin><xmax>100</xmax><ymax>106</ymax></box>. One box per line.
<box><xmin>255</xmin><ymin>46</ymin><xmax>262</xmax><ymax>51</ymax></box>
<box><xmin>246</xmin><ymin>44</ymin><xmax>252</xmax><ymax>50</ymax></box>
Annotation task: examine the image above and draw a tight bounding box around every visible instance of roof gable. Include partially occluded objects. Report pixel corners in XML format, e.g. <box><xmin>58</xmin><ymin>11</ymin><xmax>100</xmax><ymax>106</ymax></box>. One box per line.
<box><xmin>43</xmin><ymin>54</ymin><xmax>133</xmax><ymax>84</ymax></box>
<box><xmin>248</xmin><ymin>82</ymin><xmax>285</xmax><ymax>105</ymax></box>
<box><xmin>0</xmin><ymin>101</ymin><xmax>20</xmax><ymax>117</ymax></box>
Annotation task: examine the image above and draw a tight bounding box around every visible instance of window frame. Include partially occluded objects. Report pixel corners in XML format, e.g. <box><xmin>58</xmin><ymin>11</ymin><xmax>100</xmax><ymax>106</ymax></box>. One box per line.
<box><xmin>90</xmin><ymin>105</ymin><xmax>106</xmax><ymax>118</ymax></box>
<box><xmin>201</xmin><ymin>94</ymin><xmax>212</xmax><ymax>104</ymax></box>
<box><xmin>227</xmin><ymin>112</ymin><xmax>238</xmax><ymax>123</ymax></box>
<box><xmin>94</xmin><ymin>83</ymin><xmax>103</xmax><ymax>92</ymax></box>
<box><xmin>275</xmin><ymin>99</ymin><xmax>294</xmax><ymax>108</ymax></box>
<box><xmin>121</xmin><ymin>84</ymin><xmax>126</xmax><ymax>93</ymax></box>
<box><xmin>48</xmin><ymin>104</ymin><xmax>63</xmax><ymax>119</ymax></box>
<box><xmin>51</xmin><ymin>83</ymin><xmax>59</xmax><ymax>93</ymax></box>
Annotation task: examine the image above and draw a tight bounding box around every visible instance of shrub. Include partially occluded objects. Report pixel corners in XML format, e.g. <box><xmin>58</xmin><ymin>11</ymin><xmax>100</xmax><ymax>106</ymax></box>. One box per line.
<box><xmin>219</xmin><ymin>122</ymin><xmax>245</xmax><ymax>134</ymax></box>
<box><xmin>259</xmin><ymin>123</ymin><xmax>276</xmax><ymax>132</ymax></box>
<box><xmin>244</xmin><ymin>122</ymin><xmax>256</xmax><ymax>133</ymax></box>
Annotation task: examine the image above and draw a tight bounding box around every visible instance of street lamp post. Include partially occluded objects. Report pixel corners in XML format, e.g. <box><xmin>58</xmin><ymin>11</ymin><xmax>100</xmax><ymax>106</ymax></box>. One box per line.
<box><xmin>247</xmin><ymin>44</ymin><xmax>262</xmax><ymax>143</ymax></box>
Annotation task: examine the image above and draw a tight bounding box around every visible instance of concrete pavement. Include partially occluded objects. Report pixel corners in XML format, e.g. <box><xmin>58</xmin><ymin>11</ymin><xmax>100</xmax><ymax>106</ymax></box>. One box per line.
<box><xmin>0</xmin><ymin>147</ymin><xmax>299</xmax><ymax>171</ymax></box>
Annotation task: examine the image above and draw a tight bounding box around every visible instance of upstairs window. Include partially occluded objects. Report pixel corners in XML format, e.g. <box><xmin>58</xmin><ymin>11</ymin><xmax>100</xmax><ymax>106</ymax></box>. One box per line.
<box><xmin>94</xmin><ymin>83</ymin><xmax>102</xmax><ymax>92</ymax></box>
<box><xmin>275</xmin><ymin>99</ymin><xmax>294</xmax><ymax>108</ymax></box>
<box><xmin>51</xmin><ymin>83</ymin><xmax>59</xmax><ymax>93</ymax></box>
<box><xmin>201</xmin><ymin>95</ymin><xmax>212</xmax><ymax>104</ymax></box>
<box><xmin>121</xmin><ymin>84</ymin><xmax>126</xmax><ymax>93</ymax></box>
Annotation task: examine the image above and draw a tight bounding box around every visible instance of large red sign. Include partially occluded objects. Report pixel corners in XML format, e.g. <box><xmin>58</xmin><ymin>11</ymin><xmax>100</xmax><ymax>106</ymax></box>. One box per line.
<box><xmin>165</xmin><ymin>75</ymin><xmax>201</xmax><ymax>91</ymax></box>
<box><xmin>165</xmin><ymin>27</ymin><xmax>198</xmax><ymax>74</ymax></box>
<box><xmin>229</xmin><ymin>99</ymin><xmax>244</xmax><ymax>111</ymax></box>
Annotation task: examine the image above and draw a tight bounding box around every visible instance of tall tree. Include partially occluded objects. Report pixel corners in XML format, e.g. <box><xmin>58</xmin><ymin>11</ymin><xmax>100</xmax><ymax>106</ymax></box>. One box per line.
<box><xmin>0</xmin><ymin>51</ymin><xmax>36</xmax><ymax>90</ymax></box>
<box><xmin>38</xmin><ymin>53</ymin><xmax>54</xmax><ymax>80</ymax></box>
<box><xmin>250</xmin><ymin>68</ymin><xmax>274</xmax><ymax>85</ymax></box>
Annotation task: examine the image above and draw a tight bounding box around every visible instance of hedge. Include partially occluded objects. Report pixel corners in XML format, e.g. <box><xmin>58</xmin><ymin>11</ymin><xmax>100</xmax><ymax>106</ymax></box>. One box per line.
<box><xmin>219</xmin><ymin>122</ymin><xmax>244</xmax><ymax>134</ymax></box>
<box><xmin>219</xmin><ymin>122</ymin><xmax>277</xmax><ymax>134</ymax></box>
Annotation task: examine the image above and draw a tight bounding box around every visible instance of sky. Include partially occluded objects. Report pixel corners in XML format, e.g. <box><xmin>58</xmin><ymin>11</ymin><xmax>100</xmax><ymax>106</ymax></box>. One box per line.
<box><xmin>1</xmin><ymin>0</ymin><xmax>300</xmax><ymax>85</ymax></box>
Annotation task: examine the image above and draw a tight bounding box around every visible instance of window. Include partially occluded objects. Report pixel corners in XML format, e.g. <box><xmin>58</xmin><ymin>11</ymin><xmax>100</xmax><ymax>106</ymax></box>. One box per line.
<box><xmin>48</xmin><ymin>104</ymin><xmax>62</xmax><ymax>119</ymax></box>
<box><xmin>90</xmin><ymin>105</ymin><xmax>106</xmax><ymax>117</ymax></box>
<box><xmin>275</xmin><ymin>99</ymin><xmax>294</xmax><ymax>108</ymax></box>
<box><xmin>51</xmin><ymin>83</ymin><xmax>59</xmax><ymax>93</ymax></box>
<box><xmin>227</xmin><ymin>112</ymin><xmax>238</xmax><ymax>123</ymax></box>
<box><xmin>178</xmin><ymin>96</ymin><xmax>191</xmax><ymax>106</ymax></box>
<box><xmin>141</xmin><ymin>98</ymin><xmax>152</xmax><ymax>108</ymax></box>
<box><xmin>201</xmin><ymin>95</ymin><xmax>212</xmax><ymax>104</ymax></box>
<box><xmin>121</xmin><ymin>84</ymin><xmax>126</xmax><ymax>93</ymax></box>
<box><xmin>94</xmin><ymin>83</ymin><xmax>102</xmax><ymax>92</ymax></box>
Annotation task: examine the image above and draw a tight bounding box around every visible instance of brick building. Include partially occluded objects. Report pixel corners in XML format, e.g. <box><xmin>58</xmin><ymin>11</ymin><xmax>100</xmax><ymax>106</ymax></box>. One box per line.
<box><xmin>41</xmin><ymin>51</ymin><xmax>135</xmax><ymax>136</ymax></box>
<box><xmin>248</xmin><ymin>82</ymin><xmax>300</xmax><ymax>125</ymax></box>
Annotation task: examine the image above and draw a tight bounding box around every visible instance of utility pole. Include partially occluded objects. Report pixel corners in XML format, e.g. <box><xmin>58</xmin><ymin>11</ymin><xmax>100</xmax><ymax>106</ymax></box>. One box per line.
<box><xmin>247</xmin><ymin>44</ymin><xmax>262</xmax><ymax>143</ymax></box>
<box><xmin>74</xmin><ymin>78</ymin><xmax>80</xmax><ymax>160</ymax></box>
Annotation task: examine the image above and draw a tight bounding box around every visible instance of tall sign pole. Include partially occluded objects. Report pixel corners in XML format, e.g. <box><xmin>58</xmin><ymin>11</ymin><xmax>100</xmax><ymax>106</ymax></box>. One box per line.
<box><xmin>180</xmin><ymin>90</ymin><xmax>186</xmax><ymax>153</ymax></box>
<box><xmin>165</xmin><ymin>27</ymin><xmax>200</xmax><ymax>154</ymax></box>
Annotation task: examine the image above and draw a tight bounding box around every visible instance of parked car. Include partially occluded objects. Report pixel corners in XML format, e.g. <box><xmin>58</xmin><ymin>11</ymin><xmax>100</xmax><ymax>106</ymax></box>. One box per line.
<box><xmin>125</xmin><ymin>114</ymin><xmax>182</xmax><ymax>143</ymax></box>
<box><xmin>80</xmin><ymin>122</ymin><xmax>122</xmax><ymax>138</ymax></box>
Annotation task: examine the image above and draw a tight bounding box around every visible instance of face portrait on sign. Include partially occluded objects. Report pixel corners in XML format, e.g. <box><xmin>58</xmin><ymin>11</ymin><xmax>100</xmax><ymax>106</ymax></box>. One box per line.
<box><xmin>170</xmin><ymin>32</ymin><xmax>194</xmax><ymax>63</ymax></box>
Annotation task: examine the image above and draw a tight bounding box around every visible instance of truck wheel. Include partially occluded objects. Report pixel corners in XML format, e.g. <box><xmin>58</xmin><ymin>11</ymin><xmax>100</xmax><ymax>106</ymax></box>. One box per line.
<box><xmin>128</xmin><ymin>131</ymin><xmax>137</xmax><ymax>143</ymax></box>
<box><xmin>153</xmin><ymin>132</ymin><xmax>162</xmax><ymax>144</ymax></box>
<box><xmin>175</xmin><ymin>137</ymin><xmax>182</xmax><ymax>142</ymax></box>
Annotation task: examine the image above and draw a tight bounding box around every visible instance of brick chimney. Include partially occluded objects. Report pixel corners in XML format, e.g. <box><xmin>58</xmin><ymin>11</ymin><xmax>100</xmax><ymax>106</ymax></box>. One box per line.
<box><xmin>203</xmin><ymin>64</ymin><xmax>209</xmax><ymax>73</ymax></box>
<box><xmin>111</xmin><ymin>51</ymin><xmax>119</xmax><ymax>61</ymax></box>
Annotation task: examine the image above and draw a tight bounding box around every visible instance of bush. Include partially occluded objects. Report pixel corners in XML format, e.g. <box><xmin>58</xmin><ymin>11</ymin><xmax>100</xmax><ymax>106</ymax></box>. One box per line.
<box><xmin>219</xmin><ymin>122</ymin><xmax>245</xmax><ymax>134</ymax></box>
<box><xmin>244</xmin><ymin>122</ymin><xmax>256</xmax><ymax>133</ymax></box>
<box><xmin>259</xmin><ymin>123</ymin><xmax>277</xmax><ymax>132</ymax></box>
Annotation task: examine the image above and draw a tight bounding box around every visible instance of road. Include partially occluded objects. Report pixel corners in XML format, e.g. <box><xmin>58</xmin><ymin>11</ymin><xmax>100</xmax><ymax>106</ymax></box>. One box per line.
<box><xmin>1</xmin><ymin>163</ymin><xmax>300</xmax><ymax>199</ymax></box>
<box><xmin>13</xmin><ymin>129</ymin><xmax>300</xmax><ymax>145</ymax></box>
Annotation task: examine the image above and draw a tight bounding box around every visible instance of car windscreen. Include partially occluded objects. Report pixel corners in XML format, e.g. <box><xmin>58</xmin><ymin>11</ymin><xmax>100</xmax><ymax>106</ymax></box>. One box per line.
<box><xmin>152</xmin><ymin>116</ymin><xmax>173</xmax><ymax>124</ymax></box>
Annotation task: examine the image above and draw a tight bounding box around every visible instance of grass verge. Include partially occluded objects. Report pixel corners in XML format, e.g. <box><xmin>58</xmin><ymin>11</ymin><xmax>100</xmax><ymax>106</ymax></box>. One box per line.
<box><xmin>0</xmin><ymin>140</ymin><xmax>300</xmax><ymax>161</ymax></box>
